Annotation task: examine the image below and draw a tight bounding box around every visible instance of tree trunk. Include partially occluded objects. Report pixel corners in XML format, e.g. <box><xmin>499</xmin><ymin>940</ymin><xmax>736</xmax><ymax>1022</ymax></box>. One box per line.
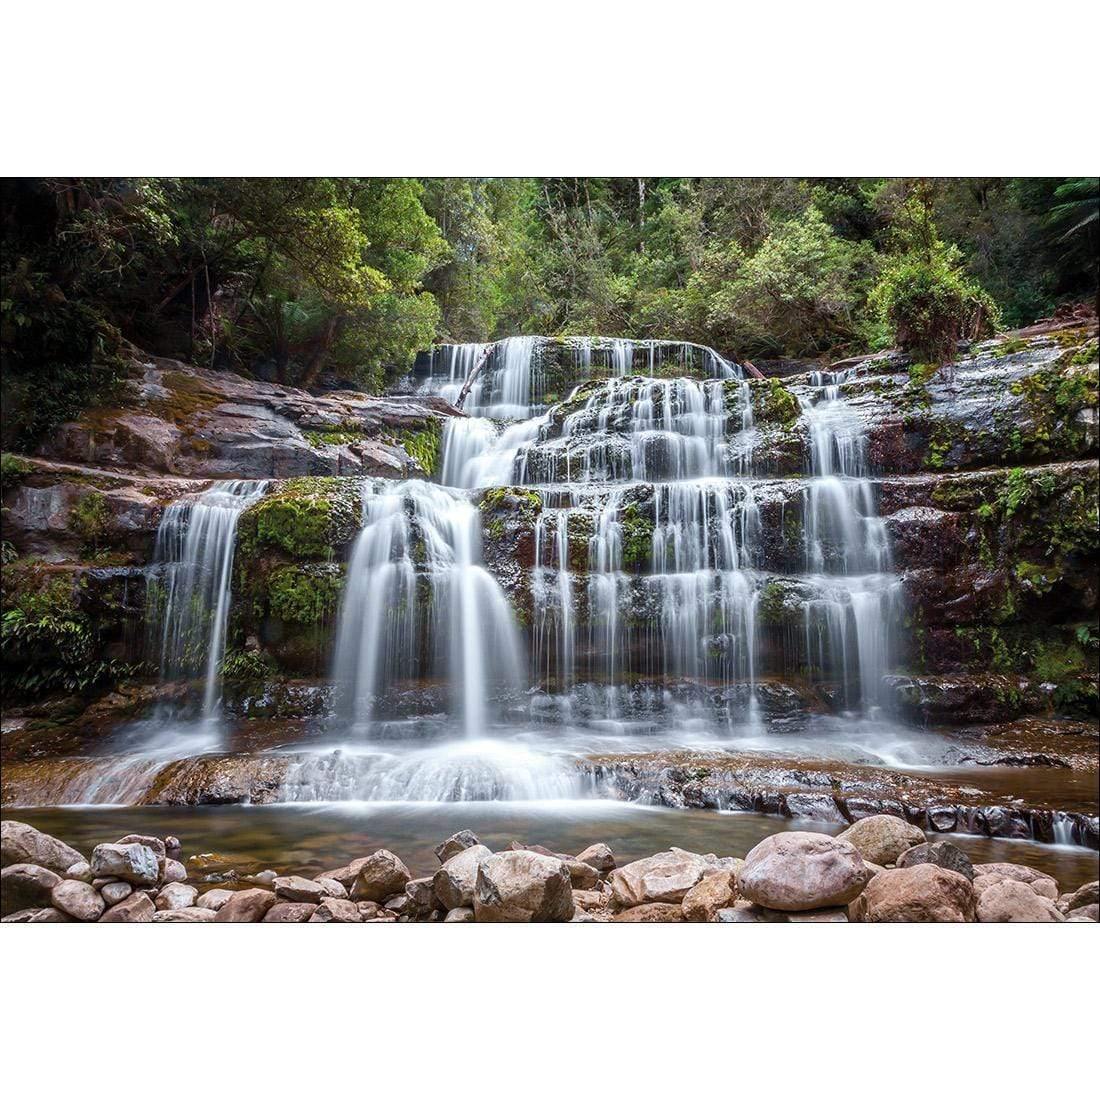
<box><xmin>299</xmin><ymin>315</ymin><xmax>343</xmax><ymax>390</ymax></box>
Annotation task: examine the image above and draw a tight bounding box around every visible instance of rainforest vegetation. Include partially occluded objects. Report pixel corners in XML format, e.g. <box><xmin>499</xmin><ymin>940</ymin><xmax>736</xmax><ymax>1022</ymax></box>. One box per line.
<box><xmin>2</xmin><ymin>176</ymin><xmax>1097</xmax><ymax>448</ymax></box>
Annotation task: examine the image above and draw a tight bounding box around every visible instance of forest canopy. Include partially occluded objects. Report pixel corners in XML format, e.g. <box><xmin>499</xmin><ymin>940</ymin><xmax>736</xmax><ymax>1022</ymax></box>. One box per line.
<box><xmin>2</xmin><ymin>176</ymin><xmax>1097</xmax><ymax>447</ymax></box>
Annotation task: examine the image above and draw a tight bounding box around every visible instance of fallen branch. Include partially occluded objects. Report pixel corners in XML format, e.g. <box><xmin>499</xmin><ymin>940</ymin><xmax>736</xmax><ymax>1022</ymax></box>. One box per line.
<box><xmin>454</xmin><ymin>346</ymin><xmax>493</xmax><ymax>409</ymax></box>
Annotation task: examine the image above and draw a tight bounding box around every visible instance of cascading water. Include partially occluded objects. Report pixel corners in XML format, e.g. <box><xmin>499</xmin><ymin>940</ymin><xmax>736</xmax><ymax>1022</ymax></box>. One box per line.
<box><xmin>147</xmin><ymin>480</ymin><xmax>267</xmax><ymax>721</ymax></box>
<box><xmin>331</xmin><ymin>480</ymin><xmax>525</xmax><ymax>738</ymax></box>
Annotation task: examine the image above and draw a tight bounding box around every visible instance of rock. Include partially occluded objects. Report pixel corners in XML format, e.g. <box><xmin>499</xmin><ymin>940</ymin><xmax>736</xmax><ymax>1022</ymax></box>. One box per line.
<box><xmin>572</xmin><ymin>889</ymin><xmax>610</xmax><ymax>913</ymax></box>
<box><xmin>609</xmin><ymin>849</ymin><xmax>712</xmax><ymax>908</ymax></box>
<box><xmin>739</xmin><ymin>832</ymin><xmax>869</xmax><ymax>912</ymax></box>
<box><xmin>162</xmin><ymin>859</ymin><xmax>188</xmax><ymax>884</ymax></box>
<box><xmin>1066</xmin><ymin>904</ymin><xmax>1098</xmax><ymax>922</ymax></box>
<box><xmin>115</xmin><ymin>834</ymin><xmax>167</xmax><ymax>869</ymax></box>
<box><xmin>213</xmin><ymin>888</ymin><xmax>277</xmax><ymax>923</ymax></box>
<box><xmin>313</xmin><ymin>876</ymin><xmax>348</xmax><ymax>899</ymax></box>
<box><xmin>1</xmin><ymin>864</ymin><xmax>62</xmax><ymax>915</ymax></box>
<box><xmin>156</xmin><ymin>883</ymin><xmax>198</xmax><ymax>911</ymax></box>
<box><xmin>1</xmin><ymin>820</ymin><xmax>84</xmax><ymax>875</ymax></box>
<box><xmin>164</xmin><ymin>836</ymin><xmax>181</xmax><ymax>854</ymax></box>
<box><xmin>563</xmin><ymin>860</ymin><xmax>600</xmax><ymax>890</ymax></box>
<box><xmin>50</xmin><ymin>879</ymin><xmax>105</xmax><ymax>922</ymax></box>
<box><xmin>152</xmin><ymin>907</ymin><xmax>215</xmax><ymax>923</ymax></box>
<box><xmin>90</xmin><ymin>842</ymin><xmax>160</xmax><ymax>886</ymax></box>
<box><xmin>443</xmin><ymin>906</ymin><xmax>475</xmax><ymax>922</ymax></box>
<box><xmin>575</xmin><ymin>842</ymin><xmax>616</xmax><ymax>875</ymax></box>
<box><xmin>323</xmin><ymin>858</ymin><xmax>372</xmax><ymax>890</ymax></box>
<box><xmin>433</xmin><ymin>844</ymin><xmax>493</xmax><ymax>910</ymax></box>
<box><xmin>100</xmin><ymin>892</ymin><xmax>156</xmax><ymax>923</ymax></box>
<box><xmin>263</xmin><ymin>902</ymin><xmax>318</xmax><ymax>922</ymax></box>
<box><xmin>473</xmin><ymin>851</ymin><xmax>574</xmax><ymax>923</ymax></box>
<box><xmin>2</xmin><ymin>907</ymin><xmax>72</xmax><ymax>922</ymax></box>
<box><xmin>349</xmin><ymin>850</ymin><xmax>411</xmax><ymax>903</ymax></box>
<box><xmin>1060</xmin><ymin>881</ymin><xmax>1099</xmax><ymax>913</ymax></box>
<box><xmin>972</xmin><ymin>863</ymin><xmax>1058</xmax><ymax>900</ymax></box>
<box><xmin>404</xmin><ymin>877</ymin><xmax>438</xmax><ymax>918</ymax></box>
<box><xmin>682</xmin><ymin>871</ymin><xmax>737</xmax><ymax>922</ymax></box>
<box><xmin>977</xmin><ymin>880</ymin><xmax>1065</xmax><ymax>922</ymax></box>
<box><xmin>787</xmin><ymin>907</ymin><xmax>849</xmax><ymax>922</ymax></box>
<box><xmin>613</xmin><ymin>903</ymin><xmax>684</xmax><ymax>922</ymax></box>
<box><xmin>273</xmin><ymin>875</ymin><xmax>326</xmax><ymax>904</ymax></box>
<box><xmin>308</xmin><ymin>898</ymin><xmax>362</xmax><ymax>923</ymax></box>
<box><xmin>100</xmin><ymin>881</ymin><xmax>133</xmax><ymax>906</ymax></box>
<box><xmin>861</xmin><ymin>865</ymin><xmax>977</xmax><ymax>922</ymax></box>
<box><xmin>356</xmin><ymin>901</ymin><xmax>382</xmax><ymax>920</ymax></box>
<box><xmin>248</xmin><ymin>869</ymin><xmax>277</xmax><ymax>888</ymax></box>
<box><xmin>836</xmin><ymin>815</ymin><xmax>926</xmax><ymax>865</ymax></box>
<box><xmin>65</xmin><ymin>861</ymin><xmax>94</xmax><ymax>884</ymax></box>
<box><xmin>896</xmin><ymin>841</ymin><xmax>974</xmax><ymax>880</ymax></box>
<box><xmin>434</xmin><ymin>830</ymin><xmax>481</xmax><ymax>863</ymax></box>
<box><xmin>195</xmin><ymin>888</ymin><xmax>234</xmax><ymax>911</ymax></box>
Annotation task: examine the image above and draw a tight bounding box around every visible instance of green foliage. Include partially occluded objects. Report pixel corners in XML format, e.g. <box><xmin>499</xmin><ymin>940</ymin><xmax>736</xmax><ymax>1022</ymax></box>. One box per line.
<box><xmin>748</xmin><ymin>377</ymin><xmax>801</xmax><ymax>426</ymax></box>
<box><xmin>0</xmin><ymin>573</ymin><xmax>129</xmax><ymax>698</ymax></box>
<box><xmin>398</xmin><ymin>424</ymin><xmax>442</xmax><ymax>477</ymax></box>
<box><xmin>620</xmin><ymin>502</ymin><xmax>654</xmax><ymax>571</ymax></box>
<box><xmin>220</xmin><ymin>648</ymin><xmax>278</xmax><ymax>682</ymax></box>
<box><xmin>869</xmin><ymin>188</ymin><xmax>1000</xmax><ymax>363</ymax></box>
<box><xmin>68</xmin><ymin>492</ymin><xmax>112</xmax><ymax>551</ymax></box>
<box><xmin>1</xmin><ymin>452</ymin><xmax>30</xmax><ymax>491</ymax></box>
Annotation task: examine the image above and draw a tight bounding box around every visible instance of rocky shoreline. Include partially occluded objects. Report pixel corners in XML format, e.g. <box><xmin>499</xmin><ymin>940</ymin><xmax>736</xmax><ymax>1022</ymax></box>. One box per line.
<box><xmin>3</xmin><ymin>816</ymin><xmax>1096</xmax><ymax>924</ymax></box>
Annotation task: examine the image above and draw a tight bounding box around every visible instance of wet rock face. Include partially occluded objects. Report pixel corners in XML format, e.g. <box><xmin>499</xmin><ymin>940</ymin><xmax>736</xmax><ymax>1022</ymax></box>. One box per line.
<box><xmin>37</xmin><ymin>359</ymin><xmax>458</xmax><ymax>482</ymax></box>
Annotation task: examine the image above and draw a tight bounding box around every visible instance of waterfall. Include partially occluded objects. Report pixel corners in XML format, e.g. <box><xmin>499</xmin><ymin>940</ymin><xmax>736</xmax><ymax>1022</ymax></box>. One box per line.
<box><xmin>331</xmin><ymin>480</ymin><xmax>526</xmax><ymax>737</ymax></box>
<box><xmin>799</xmin><ymin>370</ymin><xmax>901</xmax><ymax>711</ymax></box>
<box><xmin>147</xmin><ymin>480</ymin><xmax>267</xmax><ymax>721</ymax></box>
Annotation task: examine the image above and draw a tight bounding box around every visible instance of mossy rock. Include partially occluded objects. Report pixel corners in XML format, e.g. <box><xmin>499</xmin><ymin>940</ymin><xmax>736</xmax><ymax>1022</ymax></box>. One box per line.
<box><xmin>746</xmin><ymin>378</ymin><xmax>801</xmax><ymax>427</ymax></box>
<box><xmin>238</xmin><ymin>478</ymin><xmax>360</xmax><ymax>561</ymax></box>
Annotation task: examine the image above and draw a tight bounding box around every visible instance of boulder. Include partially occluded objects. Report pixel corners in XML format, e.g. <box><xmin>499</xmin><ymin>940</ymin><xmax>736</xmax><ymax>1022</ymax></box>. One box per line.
<box><xmin>836</xmin><ymin>815</ymin><xmax>926</xmax><ymax>865</ymax></box>
<box><xmin>100</xmin><ymin>892</ymin><xmax>156</xmax><ymax>923</ymax></box>
<box><xmin>51</xmin><ymin>879</ymin><xmax>105</xmax><ymax>922</ymax></box>
<box><xmin>66</xmin><ymin>861</ymin><xmax>94</xmax><ymax>884</ymax></box>
<box><xmin>213</xmin><ymin>888</ymin><xmax>277</xmax><ymax>923</ymax></box>
<box><xmin>90</xmin><ymin>843</ymin><xmax>160</xmax><ymax>886</ymax></box>
<box><xmin>1</xmin><ymin>821</ymin><xmax>84</xmax><ymax>875</ymax></box>
<box><xmin>1</xmin><ymin>864</ymin><xmax>62</xmax><ymax>916</ymax></box>
<box><xmin>739</xmin><ymin>832</ymin><xmax>869</xmax><ymax>912</ymax></box>
<box><xmin>2</xmin><ymin>907</ymin><xmax>72</xmax><ymax>922</ymax></box>
<box><xmin>977</xmin><ymin>880</ymin><xmax>1065</xmax><ymax>922</ymax></box>
<box><xmin>155</xmin><ymin>883</ymin><xmax>199</xmax><ymax>911</ymax></box>
<box><xmin>682</xmin><ymin>871</ymin><xmax>737</xmax><ymax>922</ymax></box>
<box><xmin>313</xmin><ymin>876</ymin><xmax>348</xmax><ymax>900</ymax></box>
<box><xmin>972</xmin><ymin>864</ymin><xmax>1058</xmax><ymax>900</ymax></box>
<box><xmin>322</xmin><ymin>858</ymin><xmax>371</xmax><ymax>891</ymax></box>
<box><xmin>563</xmin><ymin>860</ymin><xmax>600</xmax><ymax>890</ymax></box>
<box><xmin>896</xmin><ymin>841</ymin><xmax>974</xmax><ymax>880</ymax></box>
<box><xmin>613</xmin><ymin>903</ymin><xmax>684</xmax><ymax>922</ymax></box>
<box><xmin>473</xmin><ymin>851</ymin><xmax>574</xmax><ymax>922</ymax></box>
<box><xmin>274</xmin><ymin>875</ymin><xmax>326</xmax><ymax>904</ymax></box>
<box><xmin>100</xmin><ymin>881</ymin><xmax>133</xmax><ymax>906</ymax></box>
<box><xmin>1066</xmin><ymin>904</ymin><xmax>1098</xmax><ymax>922</ymax></box>
<box><xmin>308</xmin><ymin>898</ymin><xmax>362</xmax><ymax>923</ymax></box>
<box><xmin>152</xmin><ymin>907</ymin><xmax>215</xmax><ymax>923</ymax></box>
<box><xmin>575</xmin><ymin>843</ymin><xmax>616</xmax><ymax>875</ymax></box>
<box><xmin>404</xmin><ymin>877</ymin><xmax>438</xmax><ymax>918</ymax></box>
<box><xmin>786</xmin><ymin>907</ymin><xmax>850</xmax><ymax>922</ymax></box>
<box><xmin>609</xmin><ymin>849</ymin><xmax>712</xmax><ymax>908</ymax></box>
<box><xmin>434</xmin><ymin>830</ymin><xmax>481</xmax><ymax>864</ymax></box>
<box><xmin>162</xmin><ymin>859</ymin><xmax>188</xmax><ymax>884</ymax></box>
<box><xmin>572</xmin><ymin>889</ymin><xmax>610</xmax><ymax>913</ymax></box>
<box><xmin>443</xmin><ymin>906</ymin><xmax>475</xmax><ymax>923</ymax></box>
<box><xmin>861</xmin><ymin>865</ymin><xmax>976</xmax><ymax>922</ymax></box>
<box><xmin>349</xmin><ymin>850</ymin><xmax>411</xmax><ymax>903</ymax></box>
<box><xmin>115</xmin><ymin>834</ymin><xmax>167</xmax><ymax>870</ymax></box>
<box><xmin>433</xmin><ymin>844</ymin><xmax>493</xmax><ymax>910</ymax></box>
<box><xmin>263</xmin><ymin>902</ymin><xmax>318</xmax><ymax>923</ymax></box>
<box><xmin>356</xmin><ymin>901</ymin><xmax>382</xmax><ymax>920</ymax></box>
<box><xmin>195</xmin><ymin>888</ymin><xmax>234</xmax><ymax>912</ymax></box>
<box><xmin>1060</xmin><ymin>881</ymin><xmax>1099</xmax><ymax>913</ymax></box>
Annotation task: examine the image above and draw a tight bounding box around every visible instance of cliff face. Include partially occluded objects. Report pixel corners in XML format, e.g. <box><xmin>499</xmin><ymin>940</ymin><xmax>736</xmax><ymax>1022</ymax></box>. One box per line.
<box><xmin>1</xmin><ymin>325</ymin><xmax>1097</xmax><ymax>726</ymax></box>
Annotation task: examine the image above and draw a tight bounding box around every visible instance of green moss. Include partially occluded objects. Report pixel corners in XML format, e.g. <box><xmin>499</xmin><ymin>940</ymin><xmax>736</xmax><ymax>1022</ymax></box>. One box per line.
<box><xmin>620</xmin><ymin>502</ymin><xmax>654</xmax><ymax>571</ymax></box>
<box><xmin>747</xmin><ymin>377</ymin><xmax>801</xmax><ymax>426</ymax></box>
<box><xmin>398</xmin><ymin>422</ymin><xmax>442</xmax><ymax>477</ymax></box>
<box><xmin>237</xmin><ymin>479</ymin><xmax>359</xmax><ymax>561</ymax></box>
<box><xmin>267</xmin><ymin>563</ymin><xmax>344</xmax><ymax>625</ymax></box>
<box><xmin>756</xmin><ymin>581</ymin><xmax>792</xmax><ymax>626</ymax></box>
<box><xmin>303</xmin><ymin>428</ymin><xmax>363</xmax><ymax>447</ymax></box>
<box><xmin>908</xmin><ymin>361</ymin><xmax>940</xmax><ymax>385</ymax></box>
<box><xmin>1</xmin><ymin>453</ymin><xmax>30</xmax><ymax>493</ymax></box>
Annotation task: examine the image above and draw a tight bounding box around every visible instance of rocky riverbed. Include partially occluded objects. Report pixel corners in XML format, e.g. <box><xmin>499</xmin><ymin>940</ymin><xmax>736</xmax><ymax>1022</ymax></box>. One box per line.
<box><xmin>3</xmin><ymin>816</ymin><xmax>1097</xmax><ymax>923</ymax></box>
